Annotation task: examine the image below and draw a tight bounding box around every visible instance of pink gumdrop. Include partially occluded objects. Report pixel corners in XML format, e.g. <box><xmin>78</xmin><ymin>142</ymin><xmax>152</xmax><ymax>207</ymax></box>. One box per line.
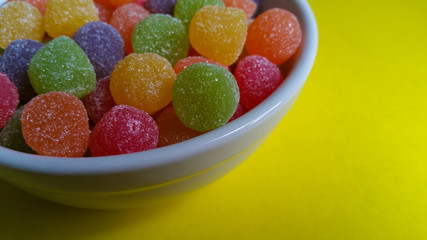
<box><xmin>228</xmin><ymin>103</ymin><xmax>247</xmax><ymax>122</ymax></box>
<box><xmin>234</xmin><ymin>55</ymin><xmax>283</xmax><ymax>110</ymax></box>
<box><xmin>89</xmin><ymin>105</ymin><xmax>159</xmax><ymax>156</ymax></box>
<box><xmin>82</xmin><ymin>77</ymin><xmax>116</xmax><ymax>124</ymax></box>
<box><xmin>0</xmin><ymin>72</ymin><xmax>19</xmax><ymax>129</ymax></box>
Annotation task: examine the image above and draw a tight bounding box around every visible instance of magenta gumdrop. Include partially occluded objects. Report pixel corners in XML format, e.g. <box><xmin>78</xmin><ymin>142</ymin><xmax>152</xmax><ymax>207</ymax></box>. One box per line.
<box><xmin>89</xmin><ymin>105</ymin><xmax>159</xmax><ymax>156</ymax></box>
<box><xmin>0</xmin><ymin>72</ymin><xmax>19</xmax><ymax>129</ymax></box>
<box><xmin>82</xmin><ymin>77</ymin><xmax>116</xmax><ymax>124</ymax></box>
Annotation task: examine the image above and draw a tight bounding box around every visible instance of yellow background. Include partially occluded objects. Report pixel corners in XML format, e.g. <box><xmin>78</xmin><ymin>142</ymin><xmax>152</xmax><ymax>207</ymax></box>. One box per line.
<box><xmin>1</xmin><ymin>0</ymin><xmax>427</xmax><ymax>239</ymax></box>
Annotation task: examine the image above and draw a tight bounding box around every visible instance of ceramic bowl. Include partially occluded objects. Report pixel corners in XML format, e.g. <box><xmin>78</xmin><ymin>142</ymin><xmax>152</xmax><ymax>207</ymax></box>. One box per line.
<box><xmin>0</xmin><ymin>0</ymin><xmax>318</xmax><ymax>209</ymax></box>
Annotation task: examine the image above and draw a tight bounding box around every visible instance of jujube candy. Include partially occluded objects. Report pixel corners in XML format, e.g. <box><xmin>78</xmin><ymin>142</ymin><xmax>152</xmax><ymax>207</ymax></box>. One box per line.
<box><xmin>246</xmin><ymin>8</ymin><xmax>302</xmax><ymax>65</ymax></box>
<box><xmin>222</xmin><ymin>0</ymin><xmax>257</xmax><ymax>19</ymax></box>
<box><xmin>109</xmin><ymin>0</ymin><xmax>135</xmax><ymax>7</ymax></box>
<box><xmin>172</xmin><ymin>63</ymin><xmax>239</xmax><ymax>132</ymax></box>
<box><xmin>174</xmin><ymin>0</ymin><xmax>224</xmax><ymax>32</ymax></box>
<box><xmin>144</xmin><ymin>0</ymin><xmax>177</xmax><ymax>15</ymax></box>
<box><xmin>7</xmin><ymin>0</ymin><xmax>48</xmax><ymax>15</ymax></box>
<box><xmin>173</xmin><ymin>56</ymin><xmax>229</xmax><ymax>75</ymax></box>
<box><xmin>21</xmin><ymin>92</ymin><xmax>90</xmax><ymax>157</ymax></box>
<box><xmin>94</xmin><ymin>2</ymin><xmax>113</xmax><ymax>22</ymax></box>
<box><xmin>89</xmin><ymin>105</ymin><xmax>159</xmax><ymax>157</ymax></box>
<box><xmin>110</xmin><ymin>53</ymin><xmax>176</xmax><ymax>115</ymax></box>
<box><xmin>0</xmin><ymin>72</ymin><xmax>19</xmax><ymax>129</ymax></box>
<box><xmin>82</xmin><ymin>77</ymin><xmax>117</xmax><ymax>124</ymax></box>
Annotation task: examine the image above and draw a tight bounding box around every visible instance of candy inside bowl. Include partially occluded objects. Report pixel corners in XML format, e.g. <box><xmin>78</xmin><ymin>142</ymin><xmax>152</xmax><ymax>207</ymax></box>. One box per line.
<box><xmin>0</xmin><ymin>0</ymin><xmax>318</xmax><ymax>209</ymax></box>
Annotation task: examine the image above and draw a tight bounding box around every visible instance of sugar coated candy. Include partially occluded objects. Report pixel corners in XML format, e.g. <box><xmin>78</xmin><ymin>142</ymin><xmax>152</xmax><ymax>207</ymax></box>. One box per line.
<box><xmin>73</xmin><ymin>21</ymin><xmax>124</xmax><ymax>80</ymax></box>
<box><xmin>21</xmin><ymin>92</ymin><xmax>90</xmax><ymax>157</ymax></box>
<box><xmin>0</xmin><ymin>39</ymin><xmax>44</xmax><ymax>103</ymax></box>
<box><xmin>222</xmin><ymin>0</ymin><xmax>256</xmax><ymax>19</ymax></box>
<box><xmin>109</xmin><ymin>0</ymin><xmax>135</xmax><ymax>7</ymax></box>
<box><xmin>156</xmin><ymin>106</ymin><xmax>202</xmax><ymax>147</ymax></box>
<box><xmin>0</xmin><ymin>106</ymin><xmax>36</xmax><ymax>154</ymax></box>
<box><xmin>132</xmin><ymin>14</ymin><xmax>188</xmax><ymax>66</ymax></box>
<box><xmin>173</xmin><ymin>56</ymin><xmax>229</xmax><ymax>75</ymax></box>
<box><xmin>144</xmin><ymin>0</ymin><xmax>177</xmax><ymax>15</ymax></box>
<box><xmin>94</xmin><ymin>0</ymin><xmax>115</xmax><ymax>8</ymax></box>
<box><xmin>189</xmin><ymin>6</ymin><xmax>247</xmax><ymax>66</ymax></box>
<box><xmin>44</xmin><ymin>0</ymin><xmax>99</xmax><ymax>38</ymax></box>
<box><xmin>0</xmin><ymin>1</ymin><xmax>44</xmax><ymax>49</ymax></box>
<box><xmin>172</xmin><ymin>63</ymin><xmax>239</xmax><ymax>132</ymax></box>
<box><xmin>0</xmin><ymin>72</ymin><xmax>19</xmax><ymax>129</ymax></box>
<box><xmin>109</xmin><ymin>3</ymin><xmax>150</xmax><ymax>54</ymax></box>
<box><xmin>28</xmin><ymin>36</ymin><xmax>96</xmax><ymax>98</ymax></box>
<box><xmin>246</xmin><ymin>8</ymin><xmax>302</xmax><ymax>65</ymax></box>
<box><xmin>174</xmin><ymin>0</ymin><xmax>224</xmax><ymax>32</ymax></box>
<box><xmin>82</xmin><ymin>77</ymin><xmax>117</xmax><ymax>124</ymax></box>
<box><xmin>7</xmin><ymin>0</ymin><xmax>48</xmax><ymax>15</ymax></box>
<box><xmin>89</xmin><ymin>105</ymin><xmax>159</xmax><ymax>157</ymax></box>
<box><xmin>94</xmin><ymin>2</ymin><xmax>113</xmax><ymax>22</ymax></box>
<box><xmin>234</xmin><ymin>55</ymin><xmax>283</xmax><ymax>109</ymax></box>
<box><xmin>110</xmin><ymin>53</ymin><xmax>176</xmax><ymax>115</ymax></box>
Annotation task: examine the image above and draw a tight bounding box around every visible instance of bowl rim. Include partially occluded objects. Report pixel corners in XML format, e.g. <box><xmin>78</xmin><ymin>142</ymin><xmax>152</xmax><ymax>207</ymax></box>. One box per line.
<box><xmin>0</xmin><ymin>0</ymin><xmax>318</xmax><ymax>175</ymax></box>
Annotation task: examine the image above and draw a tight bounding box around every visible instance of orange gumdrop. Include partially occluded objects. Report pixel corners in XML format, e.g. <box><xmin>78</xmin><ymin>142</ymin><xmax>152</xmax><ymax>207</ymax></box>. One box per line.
<box><xmin>109</xmin><ymin>3</ymin><xmax>150</xmax><ymax>54</ymax></box>
<box><xmin>95</xmin><ymin>2</ymin><xmax>113</xmax><ymax>22</ymax></box>
<box><xmin>21</xmin><ymin>92</ymin><xmax>90</xmax><ymax>157</ymax></box>
<box><xmin>173</xmin><ymin>56</ymin><xmax>229</xmax><ymax>74</ymax></box>
<box><xmin>246</xmin><ymin>8</ymin><xmax>302</xmax><ymax>65</ymax></box>
<box><xmin>8</xmin><ymin>0</ymin><xmax>48</xmax><ymax>15</ymax></box>
<box><xmin>222</xmin><ymin>0</ymin><xmax>256</xmax><ymax>19</ymax></box>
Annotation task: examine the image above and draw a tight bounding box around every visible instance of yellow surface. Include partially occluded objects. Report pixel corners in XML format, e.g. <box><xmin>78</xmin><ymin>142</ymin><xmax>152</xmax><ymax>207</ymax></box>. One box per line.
<box><xmin>1</xmin><ymin>0</ymin><xmax>427</xmax><ymax>239</ymax></box>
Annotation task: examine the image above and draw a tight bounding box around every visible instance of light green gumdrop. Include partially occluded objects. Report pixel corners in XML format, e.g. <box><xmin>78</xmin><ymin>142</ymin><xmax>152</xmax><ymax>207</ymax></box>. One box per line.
<box><xmin>174</xmin><ymin>0</ymin><xmax>225</xmax><ymax>32</ymax></box>
<box><xmin>132</xmin><ymin>14</ymin><xmax>189</xmax><ymax>66</ymax></box>
<box><xmin>0</xmin><ymin>106</ymin><xmax>35</xmax><ymax>154</ymax></box>
<box><xmin>172</xmin><ymin>63</ymin><xmax>239</xmax><ymax>132</ymax></box>
<box><xmin>28</xmin><ymin>36</ymin><xmax>96</xmax><ymax>98</ymax></box>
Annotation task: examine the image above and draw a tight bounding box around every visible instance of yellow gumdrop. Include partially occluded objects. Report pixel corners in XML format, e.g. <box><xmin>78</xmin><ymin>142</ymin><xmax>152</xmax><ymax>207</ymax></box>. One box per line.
<box><xmin>189</xmin><ymin>6</ymin><xmax>247</xmax><ymax>66</ymax></box>
<box><xmin>0</xmin><ymin>1</ymin><xmax>44</xmax><ymax>49</ymax></box>
<box><xmin>44</xmin><ymin>0</ymin><xmax>99</xmax><ymax>38</ymax></box>
<box><xmin>110</xmin><ymin>53</ymin><xmax>176</xmax><ymax>115</ymax></box>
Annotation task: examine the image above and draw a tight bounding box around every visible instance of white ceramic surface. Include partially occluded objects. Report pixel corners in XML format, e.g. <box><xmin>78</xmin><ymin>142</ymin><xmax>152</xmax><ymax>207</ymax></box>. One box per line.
<box><xmin>0</xmin><ymin>0</ymin><xmax>318</xmax><ymax>209</ymax></box>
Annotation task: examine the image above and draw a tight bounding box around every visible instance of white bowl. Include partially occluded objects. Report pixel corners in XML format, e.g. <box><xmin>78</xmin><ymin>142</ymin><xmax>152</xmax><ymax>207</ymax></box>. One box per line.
<box><xmin>0</xmin><ymin>0</ymin><xmax>318</xmax><ymax>209</ymax></box>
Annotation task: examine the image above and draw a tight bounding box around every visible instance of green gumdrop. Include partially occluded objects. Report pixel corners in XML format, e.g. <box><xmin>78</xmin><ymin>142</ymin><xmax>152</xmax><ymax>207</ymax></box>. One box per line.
<box><xmin>172</xmin><ymin>63</ymin><xmax>239</xmax><ymax>132</ymax></box>
<box><xmin>0</xmin><ymin>106</ymin><xmax>36</xmax><ymax>154</ymax></box>
<box><xmin>132</xmin><ymin>14</ymin><xmax>189</xmax><ymax>66</ymax></box>
<box><xmin>28</xmin><ymin>36</ymin><xmax>96</xmax><ymax>98</ymax></box>
<box><xmin>174</xmin><ymin>0</ymin><xmax>225</xmax><ymax>32</ymax></box>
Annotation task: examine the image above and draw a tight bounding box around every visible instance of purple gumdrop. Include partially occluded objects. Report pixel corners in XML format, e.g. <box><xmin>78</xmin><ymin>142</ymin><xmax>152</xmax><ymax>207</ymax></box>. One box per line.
<box><xmin>144</xmin><ymin>0</ymin><xmax>177</xmax><ymax>15</ymax></box>
<box><xmin>0</xmin><ymin>39</ymin><xmax>43</xmax><ymax>103</ymax></box>
<box><xmin>72</xmin><ymin>21</ymin><xmax>124</xmax><ymax>80</ymax></box>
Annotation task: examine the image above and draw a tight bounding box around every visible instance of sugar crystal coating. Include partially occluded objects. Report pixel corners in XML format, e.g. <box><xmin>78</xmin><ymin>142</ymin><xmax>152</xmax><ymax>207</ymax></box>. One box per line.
<box><xmin>82</xmin><ymin>77</ymin><xmax>117</xmax><ymax>124</ymax></box>
<box><xmin>7</xmin><ymin>0</ymin><xmax>48</xmax><ymax>15</ymax></box>
<box><xmin>44</xmin><ymin>0</ymin><xmax>99</xmax><ymax>38</ymax></box>
<box><xmin>132</xmin><ymin>14</ymin><xmax>188</xmax><ymax>66</ymax></box>
<box><xmin>21</xmin><ymin>92</ymin><xmax>90</xmax><ymax>157</ymax></box>
<box><xmin>246</xmin><ymin>8</ymin><xmax>302</xmax><ymax>65</ymax></box>
<box><xmin>0</xmin><ymin>106</ymin><xmax>36</xmax><ymax>154</ymax></box>
<box><xmin>109</xmin><ymin>3</ymin><xmax>150</xmax><ymax>54</ymax></box>
<box><xmin>189</xmin><ymin>6</ymin><xmax>248</xmax><ymax>66</ymax></box>
<box><xmin>110</xmin><ymin>53</ymin><xmax>176</xmax><ymax>115</ymax></box>
<box><xmin>0</xmin><ymin>39</ymin><xmax>44</xmax><ymax>103</ymax></box>
<box><xmin>73</xmin><ymin>21</ymin><xmax>125</xmax><ymax>80</ymax></box>
<box><xmin>0</xmin><ymin>1</ymin><xmax>45</xmax><ymax>49</ymax></box>
<box><xmin>174</xmin><ymin>56</ymin><xmax>229</xmax><ymax>74</ymax></box>
<box><xmin>89</xmin><ymin>105</ymin><xmax>159</xmax><ymax>156</ymax></box>
<box><xmin>172</xmin><ymin>63</ymin><xmax>239</xmax><ymax>131</ymax></box>
<box><xmin>109</xmin><ymin>0</ymin><xmax>135</xmax><ymax>7</ymax></box>
<box><xmin>222</xmin><ymin>0</ymin><xmax>257</xmax><ymax>19</ymax></box>
<box><xmin>174</xmin><ymin>0</ymin><xmax>224</xmax><ymax>32</ymax></box>
<box><xmin>234</xmin><ymin>55</ymin><xmax>283</xmax><ymax>109</ymax></box>
<box><xmin>94</xmin><ymin>2</ymin><xmax>113</xmax><ymax>22</ymax></box>
<box><xmin>144</xmin><ymin>0</ymin><xmax>177</xmax><ymax>15</ymax></box>
<box><xmin>0</xmin><ymin>72</ymin><xmax>19</xmax><ymax>129</ymax></box>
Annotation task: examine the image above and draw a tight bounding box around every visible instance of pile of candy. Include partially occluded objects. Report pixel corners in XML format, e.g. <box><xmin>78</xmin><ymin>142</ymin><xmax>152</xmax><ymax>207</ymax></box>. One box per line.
<box><xmin>0</xmin><ymin>0</ymin><xmax>302</xmax><ymax>157</ymax></box>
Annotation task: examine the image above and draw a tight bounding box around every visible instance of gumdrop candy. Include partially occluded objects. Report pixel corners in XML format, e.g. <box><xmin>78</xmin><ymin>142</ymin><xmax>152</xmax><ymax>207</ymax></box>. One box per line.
<box><xmin>21</xmin><ymin>92</ymin><xmax>90</xmax><ymax>157</ymax></box>
<box><xmin>144</xmin><ymin>0</ymin><xmax>177</xmax><ymax>15</ymax></box>
<box><xmin>94</xmin><ymin>0</ymin><xmax>115</xmax><ymax>8</ymax></box>
<box><xmin>109</xmin><ymin>3</ymin><xmax>150</xmax><ymax>54</ymax></box>
<box><xmin>73</xmin><ymin>21</ymin><xmax>124</xmax><ymax>80</ymax></box>
<box><xmin>0</xmin><ymin>39</ymin><xmax>44</xmax><ymax>103</ymax></box>
<box><xmin>82</xmin><ymin>77</ymin><xmax>116</xmax><ymax>124</ymax></box>
<box><xmin>89</xmin><ymin>105</ymin><xmax>159</xmax><ymax>157</ymax></box>
<box><xmin>7</xmin><ymin>0</ymin><xmax>48</xmax><ymax>15</ymax></box>
<box><xmin>228</xmin><ymin>103</ymin><xmax>247</xmax><ymax>122</ymax></box>
<box><xmin>189</xmin><ymin>6</ymin><xmax>247</xmax><ymax>66</ymax></box>
<box><xmin>156</xmin><ymin>105</ymin><xmax>202</xmax><ymax>147</ymax></box>
<box><xmin>109</xmin><ymin>0</ymin><xmax>135</xmax><ymax>7</ymax></box>
<box><xmin>110</xmin><ymin>53</ymin><xmax>176</xmax><ymax>115</ymax></box>
<box><xmin>0</xmin><ymin>72</ymin><xmax>19</xmax><ymax>129</ymax></box>
<box><xmin>172</xmin><ymin>63</ymin><xmax>239</xmax><ymax>131</ymax></box>
<box><xmin>173</xmin><ymin>56</ymin><xmax>229</xmax><ymax>75</ymax></box>
<box><xmin>28</xmin><ymin>36</ymin><xmax>96</xmax><ymax>98</ymax></box>
<box><xmin>132</xmin><ymin>14</ymin><xmax>188</xmax><ymax>66</ymax></box>
<box><xmin>222</xmin><ymin>0</ymin><xmax>256</xmax><ymax>19</ymax></box>
<box><xmin>246</xmin><ymin>8</ymin><xmax>302</xmax><ymax>65</ymax></box>
<box><xmin>0</xmin><ymin>106</ymin><xmax>36</xmax><ymax>154</ymax></box>
<box><xmin>94</xmin><ymin>2</ymin><xmax>113</xmax><ymax>22</ymax></box>
<box><xmin>174</xmin><ymin>0</ymin><xmax>224</xmax><ymax>32</ymax></box>
<box><xmin>44</xmin><ymin>0</ymin><xmax>99</xmax><ymax>38</ymax></box>
<box><xmin>234</xmin><ymin>55</ymin><xmax>283</xmax><ymax>109</ymax></box>
<box><xmin>0</xmin><ymin>1</ymin><xmax>44</xmax><ymax>49</ymax></box>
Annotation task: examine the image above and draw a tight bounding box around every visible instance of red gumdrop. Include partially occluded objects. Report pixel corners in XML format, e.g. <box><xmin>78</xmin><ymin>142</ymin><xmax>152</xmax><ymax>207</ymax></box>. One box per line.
<box><xmin>82</xmin><ymin>77</ymin><xmax>116</xmax><ymax>124</ymax></box>
<box><xmin>0</xmin><ymin>72</ymin><xmax>19</xmax><ymax>129</ymax></box>
<box><xmin>89</xmin><ymin>105</ymin><xmax>159</xmax><ymax>156</ymax></box>
<box><xmin>228</xmin><ymin>103</ymin><xmax>247</xmax><ymax>122</ymax></box>
<box><xmin>173</xmin><ymin>56</ymin><xmax>229</xmax><ymax>75</ymax></box>
<box><xmin>234</xmin><ymin>55</ymin><xmax>283</xmax><ymax>110</ymax></box>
